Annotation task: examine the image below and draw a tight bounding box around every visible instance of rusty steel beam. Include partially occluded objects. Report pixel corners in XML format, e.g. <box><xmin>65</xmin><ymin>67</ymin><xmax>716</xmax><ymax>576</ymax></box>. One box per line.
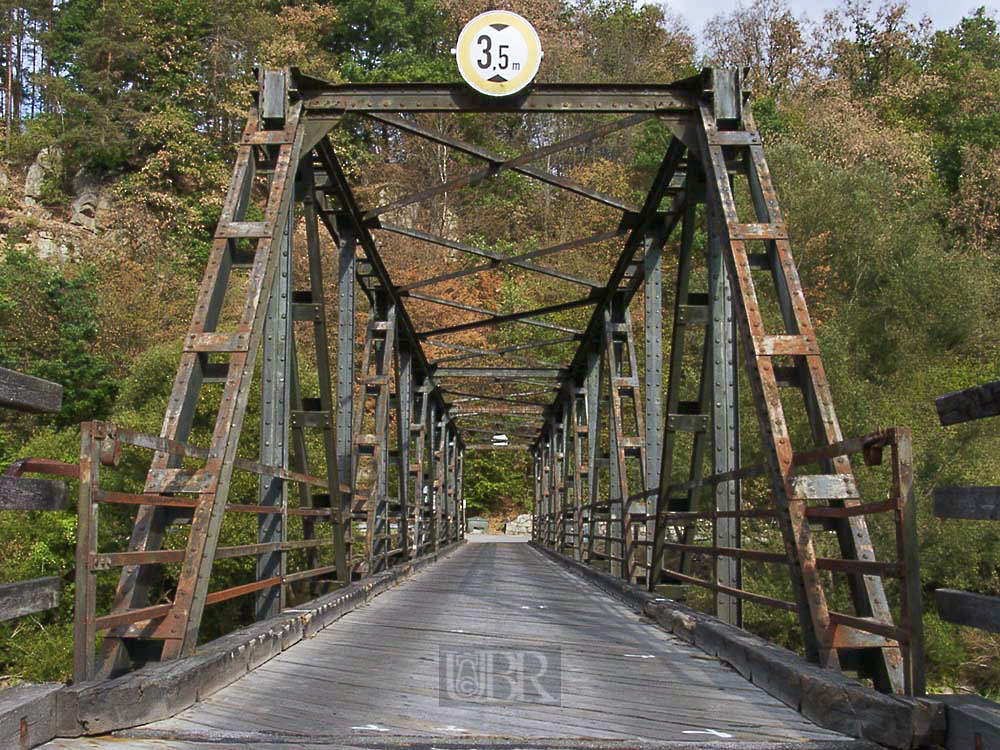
<box><xmin>382</xmin><ymin>225</ymin><xmax>601</xmax><ymax>289</ymax></box>
<box><xmin>406</xmin><ymin>292</ymin><xmax>583</xmax><ymax>336</ymax></box>
<box><xmin>418</xmin><ymin>294</ymin><xmax>598</xmax><ymax>339</ymax></box>
<box><xmin>366</xmin><ymin>114</ymin><xmax>649</xmax><ymax>219</ymax></box>
<box><xmin>435</xmin><ymin>367</ymin><xmax>568</xmax><ymax>379</ymax></box>
<box><xmin>428</xmin><ymin>336</ymin><xmax>576</xmax><ymax>366</ymax></box>
<box><xmin>399</xmin><ymin>231</ymin><xmax>622</xmax><ymax>293</ymax></box>
<box><xmin>298</xmin><ymin>78</ymin><xmax>700</xmax><ymax>114</ymax></box>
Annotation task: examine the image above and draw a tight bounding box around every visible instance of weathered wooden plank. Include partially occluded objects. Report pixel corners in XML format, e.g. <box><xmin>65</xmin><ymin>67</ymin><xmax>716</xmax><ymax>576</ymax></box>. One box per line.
<box><xmin>532</xmin><ymin>541</ymin><xmax>942</xmax><ymax>750</ymax></box>
<box><xmin>934</xmin><ymin>694</ymin><xmax>1000</xmax><ymax>750</ymax></box>
<box><xmin>0</xmin><ymin>367</ymin><xmax>62</xmax><ymax>413</ymax></box>
<box><xmin>52</xmin><ymin>542</ymin><xmax>464</xmax><ymax>739</ymax></box>
<box><xmin>252</xmin><ymin>657</ymin><xmax>814</xmax><ymax>728</ymax></box>
<box><xmin>935</xmin><ymin>380</ymin><xmax>1000</xmax><ymax>426</ymax></box>
<box><xmin>934</xmin><ymin>486</ymin><xmax>1000</xmax><ymax>521</ymax></box>
<box><xmin>0</xmin><ymin>577</ymin><xmax>59</xmax><ymax>621</ymax></box>
<box><xmin>0</xmin><ymin>682</ymin><xmax>61</xmax><ymax>749</ymax></box>
<box><xmin>0</xmin><ymin>475</ymin><xmax>69</xmax><ymax>511</ymax></box>
<box><xmin>44</xmin><ymin>736</ymin><xmax>876</xmax><ymax>750</ymax></box>
<box><xmin>936</xmin><ymin>588</ymin><xmax>1000</xmax><ymax>633</ymax></box>
<box><xmin>138</xmin><ymin>539</ymin><xmax>848</xmax><ymax>747</ymax></box>
<box><xmin>210</xmin><ymin>673</ymin><xmax>829</xmax><ymax>742</ymax></box>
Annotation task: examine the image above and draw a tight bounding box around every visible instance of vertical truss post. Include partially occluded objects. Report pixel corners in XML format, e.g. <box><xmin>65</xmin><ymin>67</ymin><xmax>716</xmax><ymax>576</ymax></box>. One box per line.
<box><xmin>450</xmin><ymin>427</ymin><xmax>459</xmax><ymax>542</ymax></box>
<box><xmin>604</xmin><ymin>295</ymin><xmax>647</xmax><ymax>582</ymax></box>
<box><xmin>707</xmin><ymin>195</ymin><xmax>741</xmax><ymax>626</ymax></box>
<box><xmin>538</xmin><ymin>427</ymin><xmax>548</xmax><ymax>545</ymax></box>
<box><xmin>397</xmin><ymin>345</ymin><xmax>413</xmax><ymax>559</ymax></box>
<box><xmin>356</xmin><ymin>292</ymin><xmax>397</xmax><ymax>574</ymax></box>
<box><xmin>299</xmin><ymin>169</ymin><xmax>349</xmax><ymax>587</ymax></box>
<box><xmin>650</xmin><ymin>182</ymin><xmax>711</xmax><ymax>591</ymax></box>
<box><xmin>449</xmin><ymin>429</ymin><xmax>459</xmax><ymax>541</ymax></box>
<box><xmin>540</xmin><ymin>426</ymin><xmax>550</xmax><ymax>546</ymax></box>
<box><xmin>438</xmin><ymin>413</ymin><xmax>448</xmax><ymax>548</ymax></box>
<box><xmin>583</xmin><ymin>343</ymin><xmax>602</xmax><ymax>564</ymax></box>
<box><xmin>532</xmin><ymin>451</ymin><xmax>541</xmax><ymax>542</ymax></box>
<box><xmin>429</xmin><ymin>402</ymin><xmax>440</xmax><ymax>551</ymax></box>
<box><xmin>256</xmin><ymin>201</ymin><xmax>293</xmax><ymax>620</ymax></box>
<box><xmin>444</xmin><ymin>425</ymin><xmax>454</xmax><ymax>543</ymax></box>
<box><xmin>456</xmin><ymin>446</ymin><xmax>465</xmax><ymax>539</ymax></box>
<box><xmin>336</xmin><ymin>227</ymin><xmax>358</xmax><ymax>579</ymax></box>
<box><xmin>570</xmin><ymin>384</ymin><xmax>586</xmax><ymax>560</ymax></box>
<box><xmin>643</xmin><ymin>232</ymin><xmax>665</xmax><ymax>576</ymax></box>
<box><xmin>557</xmin><ymin>405</ymin><xmax>569</xmax><ymax>552</ymax></box>
<box><xmin>439</xmin><ymin>412</ymin><xmax>449</xmax><ymax>545</ymax></box>
<box><xmin>440</xmin><ymin>426</ymin><xmax>449</xmax><ymax>544</ymax></box>
<box><xmin>546</xmin><ymin>414</ymin><xmax>562</xmax><ymax>549</ymax></box>
<box><xmin>412</xmin><ymin>381</ymin><xmax>430</xmax><ymax>555</ymax></box>
<box><xmin>605</xmin><ymin>307</ymin><xmax>623</xmax><ymax>577</ymax></box>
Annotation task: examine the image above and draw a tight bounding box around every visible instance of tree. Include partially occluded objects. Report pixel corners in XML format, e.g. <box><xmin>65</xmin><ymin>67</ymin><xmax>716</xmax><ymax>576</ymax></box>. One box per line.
<box><xmin>704</xmin><ymin>0</ymin><xmax>812</xmax><ymax>96</ymax></box>
<box><xmin>571</xmin><ymin>0</ymin><xmax>695</xmax><ymax>83</ymax></box>
<box><xmin>818</xmin><ymin>0</ymin><xmax>927</xmax><ymax>97</ymax></box>
<box><xmin>913</xmin><ymin>9</ymin><xmax>1000</xmax><ymax>192</ymax></box>
<box><xmin>322</xmin><ymin>0</ymin><xmax>451</xmax><ymax>82</ymax></box>
<box><xmin>0</xmin><ymin>247</ymin><xmax>117</xmax><ymax>430</ymax></box>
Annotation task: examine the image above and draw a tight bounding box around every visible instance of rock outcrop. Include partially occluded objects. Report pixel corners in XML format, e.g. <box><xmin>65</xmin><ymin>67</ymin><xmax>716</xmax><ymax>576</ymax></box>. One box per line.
<box><xmin>23</xmin><ymin>146</ymin><xmax>62</xmax><ymax>206</ymax></box>
<box><xmin>504</xmin><ymin>513</ymin><xmax>533</xmax><ymax>535</ymax></box>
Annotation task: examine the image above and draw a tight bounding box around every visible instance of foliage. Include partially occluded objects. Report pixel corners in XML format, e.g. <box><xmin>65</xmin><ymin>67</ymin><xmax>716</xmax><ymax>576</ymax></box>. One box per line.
<box><xmin>323</xmin><ymin>0</ymin><xmax>452</xmax><ymax>82</ymax></box>
<box><xmin>463</xmin><ymin>450</ymin><xmax>532</xmax><ymax>516</ymax></box>
<box><xmin>0</xmin><ymin>0</ymin><xmax>997</xmax><ymax>699</ymax></box>
<box><xmin>0</xmin><ymin>246</ymin><xmax>117</xmax><ymax>432</ymax></box>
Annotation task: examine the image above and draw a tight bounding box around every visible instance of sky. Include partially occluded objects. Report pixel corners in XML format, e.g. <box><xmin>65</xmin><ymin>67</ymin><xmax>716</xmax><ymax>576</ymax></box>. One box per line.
<box><xmin>663</xmin><ymin>0</ymin><xmax>1000</xmax><ymax>52</ymax></box>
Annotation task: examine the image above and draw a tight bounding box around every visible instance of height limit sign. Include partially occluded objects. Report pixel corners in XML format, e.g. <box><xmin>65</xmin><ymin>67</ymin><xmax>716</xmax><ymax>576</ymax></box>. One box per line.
<box><xmin>454</xmin><ymin>11</ymin><xmax>542</xmax><ymax>97</ymax></box>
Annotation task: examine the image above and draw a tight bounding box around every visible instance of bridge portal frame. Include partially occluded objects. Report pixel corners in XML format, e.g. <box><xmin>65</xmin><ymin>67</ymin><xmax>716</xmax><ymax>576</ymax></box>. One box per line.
<box><xmin>68</xmin><ymin>68</ymin><xmax>922</xmax><ymax>698</ymax></box>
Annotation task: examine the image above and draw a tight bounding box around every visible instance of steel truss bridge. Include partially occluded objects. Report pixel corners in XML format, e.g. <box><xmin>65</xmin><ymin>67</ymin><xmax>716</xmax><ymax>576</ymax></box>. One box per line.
<box><xmin>1</xmin><ymin>68</ymin><xmax>962</xmax><ymax>749</ymax></box>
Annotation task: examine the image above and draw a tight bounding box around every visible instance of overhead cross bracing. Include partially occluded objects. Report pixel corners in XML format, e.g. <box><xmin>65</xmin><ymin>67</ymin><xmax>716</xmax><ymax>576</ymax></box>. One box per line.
<box><xmin>360</xmin><ymin>115</ymin><xmax>678</xmax><ymax>443</ymax></box>
<box><xmin>74</xmin><ymin>67</ymin><xmax>921</xmax><ymax>708</ymax></box>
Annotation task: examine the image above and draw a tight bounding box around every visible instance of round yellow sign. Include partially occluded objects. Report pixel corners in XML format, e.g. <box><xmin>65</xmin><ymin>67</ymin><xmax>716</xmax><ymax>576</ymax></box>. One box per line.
<box><xmin>454</xmin><ymin>11</ymin><xmax>542</xmax><ymax>97</ymax></box>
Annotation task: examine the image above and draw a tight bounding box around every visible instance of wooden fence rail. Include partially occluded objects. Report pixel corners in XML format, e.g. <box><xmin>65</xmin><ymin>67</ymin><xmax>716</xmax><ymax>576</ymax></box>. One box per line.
<box><xmin>931</xmin><ymin>379</ymin><xmax>1000</xmax><ymax>748</ymax></box>
<box><xmin>933</xmin><ymin>379</ymin><xmax>1000</xmax><ymax>634</ymax></box>
<box><xmin>0</xmin><ymin>366</ymin><xmax>65</xmax><ymax>623</ymax></box>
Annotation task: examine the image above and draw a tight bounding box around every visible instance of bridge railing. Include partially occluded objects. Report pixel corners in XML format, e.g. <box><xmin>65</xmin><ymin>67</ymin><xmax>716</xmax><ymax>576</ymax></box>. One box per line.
<box><xmin>932</xmin><ymin>382</ymin><xmax>1000</xmax><ymax>635</ymax></box>
<box><xmin>539</xmin><ymin>426</ymin><xmax>924</xmax><ymax>696</ymax></box>
<box><xmin>8</xmin><ymin>418</ymin><xmax>425</xmax><ymax>682</ymax></box>
<box><xmin>0</xmin><ymin>367</ymin><xmax>66</xmax><ymax>625</ymax></box>
<box><xmin>2</xmin><ymin>413</ymin><xmax>465</xmax><ymax>683</ymax></box>
<box><xmin>929</xmin><ymin>380</ymin><xmax>1000</xmax><ymax>747</ymax></box>
<box><xmin>71</xmin><ymin>420</ymin><xmax>346</xmax><ymax>681</ymax></box>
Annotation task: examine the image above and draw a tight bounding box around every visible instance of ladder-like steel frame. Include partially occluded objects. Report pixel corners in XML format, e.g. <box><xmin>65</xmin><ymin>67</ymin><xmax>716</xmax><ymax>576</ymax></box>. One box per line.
<box><xmin>87</xmin><ymin>67</ymin><xmax>914</xmax><ymax>695</ymax></box>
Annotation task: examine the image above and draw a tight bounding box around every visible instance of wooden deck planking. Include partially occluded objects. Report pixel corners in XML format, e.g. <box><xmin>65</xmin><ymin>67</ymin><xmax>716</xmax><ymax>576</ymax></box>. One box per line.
<box><xmin>199</xmin><ymin>657</ymin><xmax>835</xmax><ymax>736</ymax></box>
<box><xmin>44</xmin><ymin>538</ymin><xmax>867</xmax><ymax>748</ymax></box>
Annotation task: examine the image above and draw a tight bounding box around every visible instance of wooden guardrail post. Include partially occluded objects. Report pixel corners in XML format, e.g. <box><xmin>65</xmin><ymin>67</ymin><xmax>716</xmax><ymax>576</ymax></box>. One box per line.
<box><xmin>73</xmin><ymin>421</ymin><xmax>101</xmax><ymax>682</ymax></box>
<box><xmin>890</xmin><ymin>427</ymin><xmax>924</xmax><ymax>696</ymax></box>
